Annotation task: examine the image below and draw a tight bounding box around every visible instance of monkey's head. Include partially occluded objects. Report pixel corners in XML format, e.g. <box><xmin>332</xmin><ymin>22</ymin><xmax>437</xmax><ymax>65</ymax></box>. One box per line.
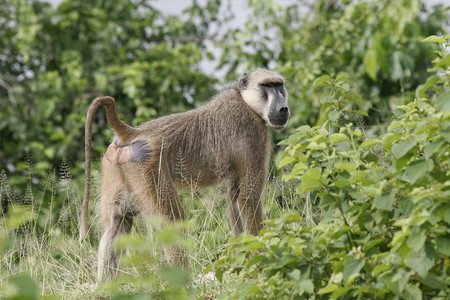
<box><xmin>239</xmin><ymin>68</ymin><xmax>290</xmax><ymax>130</ymax></box>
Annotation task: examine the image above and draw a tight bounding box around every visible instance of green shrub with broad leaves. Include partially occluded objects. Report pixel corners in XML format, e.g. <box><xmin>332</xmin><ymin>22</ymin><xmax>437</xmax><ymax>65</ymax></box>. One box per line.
<box><xmin>208</xmin><ymin>35</ymin><xmax>450</xmax><ymax>299</ymax></box>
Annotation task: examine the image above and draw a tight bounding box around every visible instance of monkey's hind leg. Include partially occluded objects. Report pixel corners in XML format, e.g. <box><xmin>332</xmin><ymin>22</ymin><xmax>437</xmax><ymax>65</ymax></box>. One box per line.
<box><xmin>149</xmin><ymin>163</ymin><xmax>189</xmax><ymax>269</ymax></box>
<box><xmin>97</xmin><ymin>158</ymin><xmax>134</xmax><ymax>281</ymax></box>
<box><xmin>97</xmin><ymin>212</ymin><xmax>133</xmax><ymax>281</ymax></box>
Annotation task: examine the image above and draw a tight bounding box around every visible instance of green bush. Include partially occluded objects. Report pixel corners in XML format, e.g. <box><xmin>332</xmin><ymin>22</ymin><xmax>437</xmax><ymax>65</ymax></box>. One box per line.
<box><xmin>208</xmin><ymin>35</ymin><xmax>450</xmax><ymax>299</ymax></box>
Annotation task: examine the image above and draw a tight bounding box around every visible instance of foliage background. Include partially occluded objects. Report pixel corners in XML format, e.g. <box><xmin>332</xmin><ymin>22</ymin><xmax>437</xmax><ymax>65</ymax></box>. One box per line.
<box><xmin>0</xmin><ymin>0</ymin><xmax>448</xmax><ymax>299</ymax></box>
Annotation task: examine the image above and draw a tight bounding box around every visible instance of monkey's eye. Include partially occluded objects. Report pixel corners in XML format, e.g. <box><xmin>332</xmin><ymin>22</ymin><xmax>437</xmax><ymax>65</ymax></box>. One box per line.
<box><xmin>260</xmin><ymin>83</ymin><xmax>273</xmax><ymax>87</ymax></box>
<box><xmin>260</xmin><ymin>82</ymin><xmax>283</xmax><ymax>88</ymax></box>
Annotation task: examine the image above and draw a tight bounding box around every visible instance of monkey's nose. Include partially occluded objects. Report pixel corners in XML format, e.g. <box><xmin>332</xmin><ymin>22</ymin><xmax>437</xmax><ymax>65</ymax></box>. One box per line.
<box><xmin>279</xmin><ymin>106</ymin><xmax>289</xmax><ymax>117</ymax></box>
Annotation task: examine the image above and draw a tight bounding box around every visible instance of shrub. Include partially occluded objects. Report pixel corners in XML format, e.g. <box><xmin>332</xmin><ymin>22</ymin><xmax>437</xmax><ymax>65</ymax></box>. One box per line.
<box><xmin>208</xmin><ymin>34</ymin><xmax>450</xmax><ymax>299</ymax></box>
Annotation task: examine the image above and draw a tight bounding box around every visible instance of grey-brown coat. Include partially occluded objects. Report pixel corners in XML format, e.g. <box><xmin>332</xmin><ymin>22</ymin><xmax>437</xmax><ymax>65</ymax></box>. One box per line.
<box><xmin>80</xmin><ymin>68</ymin><xmax>289</xmax><ymax>280</ymax></box>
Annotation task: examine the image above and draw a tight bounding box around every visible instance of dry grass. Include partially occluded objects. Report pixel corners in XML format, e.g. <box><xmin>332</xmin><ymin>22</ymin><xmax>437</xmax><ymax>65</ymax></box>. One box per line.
<box><xmin>0</xmin><ymin>162</ymin><xmax>310</xmax><ymax>298</ymax></box>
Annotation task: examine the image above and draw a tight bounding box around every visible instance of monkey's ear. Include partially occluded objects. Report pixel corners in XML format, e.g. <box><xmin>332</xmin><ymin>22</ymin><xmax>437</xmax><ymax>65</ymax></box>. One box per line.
<box><xmin>239</xmin><ymin>73</ymin><xmax>248</xmax><ymax>90</ymax></box>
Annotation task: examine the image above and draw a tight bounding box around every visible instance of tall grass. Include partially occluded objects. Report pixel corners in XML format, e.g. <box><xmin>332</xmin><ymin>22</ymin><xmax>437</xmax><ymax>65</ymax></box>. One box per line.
<box><xmin>0</xmin><ymin>160</ymin><xmax>310</xmax><ymax>299</ymax></box>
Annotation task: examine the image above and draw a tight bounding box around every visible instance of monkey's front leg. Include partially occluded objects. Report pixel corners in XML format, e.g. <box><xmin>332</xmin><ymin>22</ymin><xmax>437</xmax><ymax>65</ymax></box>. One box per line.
<box><xmin>238</xmin><ymin>171</ymin><xmax>266</xmax><ymax>236</ymax></box>
<box><xmin>227</xmin><ymin>178</ymin><xmax>244</xmax><ymax>237</ymax></box>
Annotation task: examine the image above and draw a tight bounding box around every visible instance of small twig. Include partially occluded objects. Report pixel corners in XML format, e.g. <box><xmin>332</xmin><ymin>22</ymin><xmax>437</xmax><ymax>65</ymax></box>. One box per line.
<box><xmin>0</xmin><ymin>77</ymin><xmax>17</xmax><ymax>109</ymax></box>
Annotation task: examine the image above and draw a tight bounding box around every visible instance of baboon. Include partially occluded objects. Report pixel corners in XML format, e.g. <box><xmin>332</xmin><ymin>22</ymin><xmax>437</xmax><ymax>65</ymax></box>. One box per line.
<box><xmin>80</xmin><ymin>68</ymin><xmax>290</xmax><ymax>280</ymax></box>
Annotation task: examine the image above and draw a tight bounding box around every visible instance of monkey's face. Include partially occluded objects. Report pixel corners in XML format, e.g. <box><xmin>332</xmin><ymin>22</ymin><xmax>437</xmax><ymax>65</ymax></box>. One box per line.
<box><xmin>260</xmin><ymin>82</ymin><xmax>290</xmax><ymax>130</ymax></box>
<box><xmin>240</xmin><ymin>69</ymin><xmax>290</xmax><ymax>130</ymax></box>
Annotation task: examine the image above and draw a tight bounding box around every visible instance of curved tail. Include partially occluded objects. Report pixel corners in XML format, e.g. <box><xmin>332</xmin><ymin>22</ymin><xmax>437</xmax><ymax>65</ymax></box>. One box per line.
<box><xmin>79</xmin><ymin>96</ymin><xmax>136</xmax><ymax>242</ymax></box>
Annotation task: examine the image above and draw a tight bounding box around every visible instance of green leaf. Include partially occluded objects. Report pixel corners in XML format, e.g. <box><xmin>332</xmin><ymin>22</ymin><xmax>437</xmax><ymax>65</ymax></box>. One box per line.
<box><xmin>288</xmin><ymin>269</ymin><xmax>301</xmax><ymax>281</ymax></box>
<box><xmin>404</xmin><ymin>242</ymin><xmax>435</xmax><ymax>277</ymax></box>
<box><xmin>402</xmin><ymin>285</ymin><xmax>422</xmax><ymax>300</ymax></box>
<box><xmin>351</xmin><ymin>170</ymin><xmax>369</xmax><ymax>182</ymax></box>
<box><xmin>343</xmin><ymin>91</ymin><xmax>364</xmax><ymax>107</ymax></box>
<box><xmin>274</xmin><ymin>255</ymin><xmax>297</xmax><ymax>269</ymax></box>
<box><xmin>319</xmin><ymin>91</ymin><xmax>332</xmax><ymax>104</ymax></box>
<box><xmin>6</xmin><ymin>206</ymin><xmax>34</xmax><ymax>229</ymax></box>
<box><xmin>319</xmin><ymin>195</ymin><xmax>335</xmax><ymax>208</ymax></box>
<box><xmin>159</xmin><ymin>266</ymin><xmax>190</xmax><ymax>287</ymax></box>
<box><xmin>335</xmin><ymin>180</ymin><xmax>351</xmax><ymax>188</ymax></box>
<box><xmin>382</xmin><ymin>133</ymin><xmax>403</xmax><ymax>149</ymax></box>
<box><xmin>331</xmin><ymin>226</ymin><xmax>351</xmax><ymax>239</ymax></box>
<box><xmin>437</xmin><ymin>53</ymin><xmax>450</xmax><ymax>69</ymax></box>
<box><xmin>318</xmin><ymin>283</ymin><xmax>338</xmax><ymax>294</ymax></box>
<box><xmin>402</xmin><ymin>159</ymin><xmax>434</xmax><ymax>185</ymax></box>
<box><xmin>94</xmin><ymin>73</ymin><xmax>108</xmax><ymax>91</ymax></box>
<box><xmin>354</xmin><ymin>109</ymin><xmax>368</xmax><ymax>116</ymax></box>
<box><xmin>424</xmin><ymin>139</ymin><xmax>445</xmax><ymax>159</ymax></box>
<box><xmin>242</xmin><ymin>240</ymin><xmax>265</xmax><ymax>251</ymax></box>
<box><xmin>277</xmin><ymin>155</ymin><xmax>297</xmax><ymax>168</ymax></box>
<box><xmin>328</xmin><ymin>110</ymin><xmax>340</xmax><ymax>121</ymax></box>
<box><xmin>435</xmin><ymin>90</ymin><xmax>450</xmax><ymax>112</ymax></box>
<box><xmin>389</xmin><ymin>121</ymin><xmax>403</xmax><ymax>131</ymax></box>
<box><xmin>392</xmin><ymin>141</ymin><xmax>415</xmax><ymax>159</ymax></box>
<box><xmin>283</xmin><ymin>211</ymin><xmax>302</xmax><ymax>224</ymax></box>
<box><xmin>393</xmin><ymin>108</ymin><xmax>406</xmax><ymax>118</ymax></box>
<box><xmin>363</xmin><ymin>239</ymin><xmax>383</xmax><ymax>251</ymax></box>
<box><xmin>343</xmin><ymin>258</ymin><xmax>365</xmax><ymax>283</ymax></box>
<box><xmin>299</xmin><ymin>280</ymin><xmax>314</xmax><ymax>294</ymax></box>
<box><xmin>445</xmin><ymin>207</ymin><xmax>450</xmax><ymax>224</ymax></box>
<box><xmin>335</xmin><ymin>162</ymin><xmax>356</xmax><ymax>172</ymax></box>
<box><xmin>422</xmin><ymin>271</ymin><xmax>446</xmax><ymax>290</ymax></box>
<box><xmin>364</xmin><ymin>48</ymin><xmax>377</xmax><ymax>81</ymax></box>
<box><xmin>422</xmin><ymin>35</ymin><xmax>445</xmax><ymax>43</ymax></box>
<box><xmin>237</xmin><ymin>282</ymin><xmax>260</xmax><ymax>297</ymax></box>
<box><xmin>329</xmin><ymin>133</ymin><xmax>349</xmax><ymax>143</ymax></box>
<box><xmin>339</xmin><ymin>83</ymin><xmax>350</xmax><ymax>92</ymax></box>
<box><xmin>395</xmin><ymin>153</ymin><xmax>416</xmax><ymax>172</ymax></box>
<box><xmin>302</xmin><ymin>168</ymin><xmax>321</xmax><ymax>182</ymax></box>
<box><xmin>374</xmin><ymin>192</ymin><xmax>395</xmax><ymax>211</ymax></box>
<box><xmin>215</xmin><ymin>267</ymin><xmax>226</xmax><ymax>282</ymax></box>
<box><xmin>392</xmin><ymin>230</ymin><xmax>409</xmax><ymax>246</ymax></box>
<box><xmin>407</xmin><ymin>231</ymin><xmax>426</xmax><ymax>252</ymax></box>
<box><xmin>372</xmin><ymin>264</ymin><xmax>390</xmax><ymax>276</ymax></box>
<box><xmin>391</xmin><ymin>271</ymin><xmax>411</xmax><ymax>295</ymax></box>
<box><xmin>9</xmin><ymin>275</ymin><xmax>38</xmax><ymax>299</ymax></box>
<box><xmin>360</xmin><ymin>139</ymin><xmax>381</xmax><ymax>148</ymax></box>
<box><xmin>442</xmin><ymin>128</ymin><xmax>450</xmax><ymax>143</ymax></box>
<box><xmin>416</xmin><ymin>75</ymin><xmax>439</xmax><ymax>98</ymax></box>
<box><xmin>436</xmin><ymin>235</ymin><xmax>450</xmax><ymax>256</ymax></box>
<box><xmin>312</xmin><ymin>75</ymin><xmax>332</xmax><ymax>88</ymax></box>
<box><xmin>318</xmin><ymin>103</ymin><xmax>333</xmax><ymax>125</ymax></box>
<box><xmin>245</xmin><ymin>255</ymin><xmax>266</xmax><ymax>270</ymax></box>
<box><xmin>332</xmin><ymin>286</ymin><xmax>353</xmax><ymax>298</ymax></box>
<box><xmin>289</xmin><ymin>162</ymin><xmax>308</xmax><ymax>176</ymax></box>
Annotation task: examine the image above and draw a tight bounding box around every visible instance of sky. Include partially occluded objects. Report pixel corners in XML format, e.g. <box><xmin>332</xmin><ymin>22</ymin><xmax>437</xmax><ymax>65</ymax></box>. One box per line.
<box><xmin>151</xmin><ymin>0</ymin><xmax>448</xmax><ymax>18</ymax></box>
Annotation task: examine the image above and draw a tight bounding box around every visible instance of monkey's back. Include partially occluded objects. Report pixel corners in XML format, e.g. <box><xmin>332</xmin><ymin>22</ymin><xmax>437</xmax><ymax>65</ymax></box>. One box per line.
<box><xmin>134</xmin><ymin>88</ymin><xmax>270</xmax><ymax>187</ymax></box>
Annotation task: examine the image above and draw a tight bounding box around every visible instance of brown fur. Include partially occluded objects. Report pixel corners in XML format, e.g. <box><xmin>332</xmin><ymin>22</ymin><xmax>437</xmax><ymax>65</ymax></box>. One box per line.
<box><xmin>80</xmin><ymin>69</ymin><xmax>288</xmax><ymax>280</ymax></box>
